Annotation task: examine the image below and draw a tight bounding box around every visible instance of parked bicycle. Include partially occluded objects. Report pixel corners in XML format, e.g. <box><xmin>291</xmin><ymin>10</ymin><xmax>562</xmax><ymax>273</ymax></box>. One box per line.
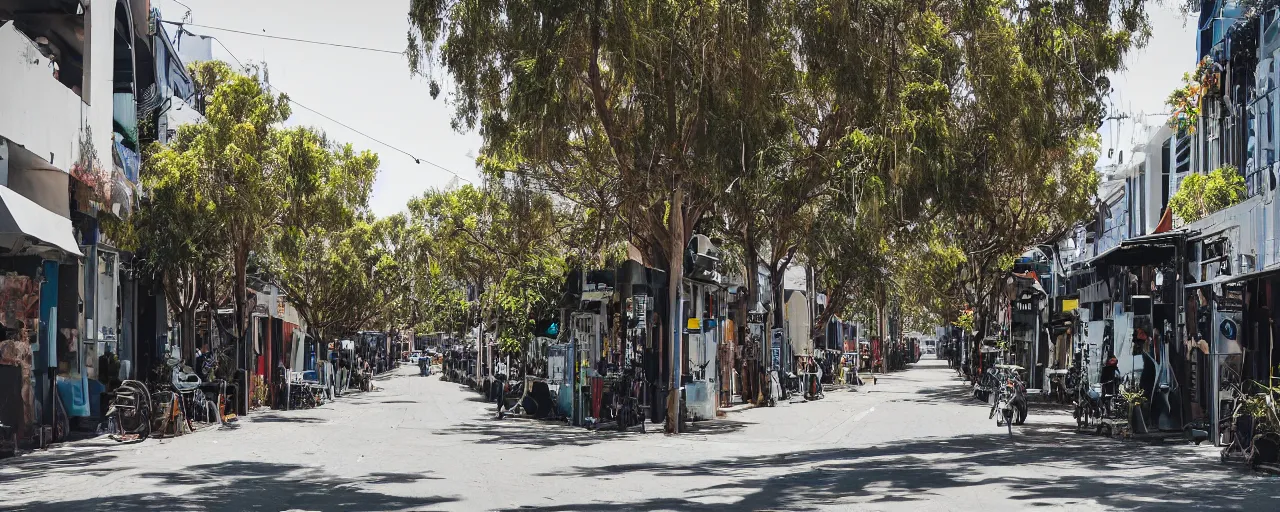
<box><xmin>988</xmin><ymin>364</ymin><xmax>1028</xmax><ymax>434</ymax></box>
<box><xmin>106</xmin><ymin>380</ymin><xmax>152</xmax><ymax>441</ymax></box>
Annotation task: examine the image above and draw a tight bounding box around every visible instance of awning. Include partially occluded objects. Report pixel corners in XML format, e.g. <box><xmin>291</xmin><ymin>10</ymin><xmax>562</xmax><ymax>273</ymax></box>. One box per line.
<box><xmin>1088</xmin><ymin>230</ymin><xmax>1195</xmax><ymax>268</ymax></box>
<box><xmin>0</xmin><ymin>186</ymin><xmax>82</xmax><ymax>256</ymax></box>
<box><xmin>1192</xmin><ymin>263</ymin><xmax>1280</xmax><ymax>288</ymax></box>
<box><xmin>1185</xmin><ymin>274</ymin><xmax>1235</xmax><ymax>290</ymax></box>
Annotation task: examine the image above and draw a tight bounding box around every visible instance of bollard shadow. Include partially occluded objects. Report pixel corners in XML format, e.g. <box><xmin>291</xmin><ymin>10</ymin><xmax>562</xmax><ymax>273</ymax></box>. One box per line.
<box><xmin>248</xmin><ymin>415</ymin><xmax>328</xmax><ymax>424</ymax></box>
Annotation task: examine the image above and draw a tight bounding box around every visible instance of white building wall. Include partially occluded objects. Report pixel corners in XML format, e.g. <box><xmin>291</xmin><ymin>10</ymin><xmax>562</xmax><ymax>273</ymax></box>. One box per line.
<box><xmin>0</xmin><ymin>1</ymin><xmax>117</xmax><ymax>180</ymax></box>
<box><xmin>1144</xmin><ymin>126</ymin><xmax>1174</xmax><ymax>233</ymax></box>
<box><xmin>784</xmin><ymin>290</ymin><xmax>811</xmax><ymax>356</ymax></box>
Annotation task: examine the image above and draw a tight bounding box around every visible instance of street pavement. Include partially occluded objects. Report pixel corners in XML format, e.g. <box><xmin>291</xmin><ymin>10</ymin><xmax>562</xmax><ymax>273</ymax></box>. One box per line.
<box><xmin>2</xmin><ymin>359</ymin><xmax>1278</xmax><ymax>511</ymax></box>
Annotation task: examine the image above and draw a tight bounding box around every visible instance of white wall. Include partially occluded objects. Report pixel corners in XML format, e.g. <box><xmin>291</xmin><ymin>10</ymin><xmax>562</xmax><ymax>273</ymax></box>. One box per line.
<box><xmin>784</xmin><ymin>290</ymin><xmax>811</xmax><ymax>355</ymax></box>
<box><xmin>1144</xmin><ymin>126</ymin><xmax>1174</xmax><ymax>232</ymax></box>
<box><xmin>1085</xmin><ymin>319</ymin><xmax>1105</xmax><ymax>383</ymax></box>
<box><xmin>0</xmin><ymin>1</ymin><xmax>116</xmax><ymax>186</ymax></box>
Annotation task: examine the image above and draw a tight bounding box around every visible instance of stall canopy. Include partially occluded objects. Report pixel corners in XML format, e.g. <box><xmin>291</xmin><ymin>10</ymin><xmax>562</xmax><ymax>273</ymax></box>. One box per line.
<box><xmin>0</xmin><ymin>186</ymin><xmax>82</xmax><ymax>256</ymax></box>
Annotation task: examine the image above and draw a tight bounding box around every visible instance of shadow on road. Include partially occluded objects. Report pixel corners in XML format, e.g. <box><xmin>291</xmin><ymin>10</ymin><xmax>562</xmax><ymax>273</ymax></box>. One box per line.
<box><xmin>13</xmin><ymin>460</ymin><xmax>458</xmax><ymax>512</ymax></box>
<box><xmin>434</xmin><ymin>419</ymin><xmax>649</xmax><ymax>449</ymax></box>
<box><xmin>435</xmin><ymin>415</ymin><xmax>749</xmax><ymax>450</ymax></box>
<box><xmin>0</xmin><ymin>451</ymin><xmax>124</xmax><ymax>486</ymax></box>
<box><xmin>249</xmin><ymin>414</ymin><xmax>328</xmax><ymax>424</ymax></box>
<box><xmin>505</xmin><ymin>427</ymin><xmax>1278</xmax><ymax>511</ymax></box>
<box><xmin>684</xmin><ymin>419</ymin><xmax>750</xmax><ymax>436</ymax></box>
<box><xmin>904</xmin><ymin>385</ymin><xmax>980</xmax><ymax>406</ymax></box>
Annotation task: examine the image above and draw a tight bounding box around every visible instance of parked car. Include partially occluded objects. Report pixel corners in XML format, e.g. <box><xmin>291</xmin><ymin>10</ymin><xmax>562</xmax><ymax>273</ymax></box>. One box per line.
<box><xmin>409</xmin><ymin>351</ymin><xmax>423</xmax><ymax>364</ymax></box>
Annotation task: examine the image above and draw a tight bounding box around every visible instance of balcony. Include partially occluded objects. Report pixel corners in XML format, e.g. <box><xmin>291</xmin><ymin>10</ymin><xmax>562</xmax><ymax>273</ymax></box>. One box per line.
<box><xmin>0</xmin><ymin>20</ymin><xmax>87</xmax><ymax>173</ymax></box>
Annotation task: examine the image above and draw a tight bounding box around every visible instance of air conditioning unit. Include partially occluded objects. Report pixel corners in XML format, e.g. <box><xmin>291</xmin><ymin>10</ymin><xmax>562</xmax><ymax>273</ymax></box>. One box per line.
<box><xmin>686</xmin><ymin>234</ymin><xmax>720</xmax><ymax>276</ymax></box>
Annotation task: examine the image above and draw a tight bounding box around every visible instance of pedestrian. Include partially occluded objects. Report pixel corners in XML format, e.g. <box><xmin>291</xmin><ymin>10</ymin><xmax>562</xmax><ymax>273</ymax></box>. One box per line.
<box><xmin>276</xmin><ymin>359</ymin><xmax>289</xmax><ymax>408</ymax></box>
<box><xmin>194</xmin><ymin>343</ymin><xmax>207</xmax><ymax>372</ymax></box>
<box><xmin>1101</xmin><ymin>353</ymin><xmax>1120</xmax><ymax>398</ymax></box>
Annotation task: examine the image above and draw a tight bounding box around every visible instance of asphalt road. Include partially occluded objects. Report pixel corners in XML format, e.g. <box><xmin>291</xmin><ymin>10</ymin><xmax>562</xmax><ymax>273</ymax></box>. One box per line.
<box><xmin>2</xmin><ymin>359</ymin><xmax>1278</xmax><ymax>511</ymax></box>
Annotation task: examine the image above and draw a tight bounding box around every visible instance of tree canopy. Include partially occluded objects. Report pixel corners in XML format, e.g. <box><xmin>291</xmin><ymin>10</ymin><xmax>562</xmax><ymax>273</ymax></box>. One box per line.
<box><xmin>136</xmin><ymin>61</ymin><xmax>387</xmax><ymax>369</ymax></box>
<box><xmin>408</xmin><ymin>0</ymin><xmax>1154</xmax><ymax>429</ymax></box>
<box><xmin>408</xmin><ymin>0</ymin><xmax>1150</xmax><ymax>328</ymax></box>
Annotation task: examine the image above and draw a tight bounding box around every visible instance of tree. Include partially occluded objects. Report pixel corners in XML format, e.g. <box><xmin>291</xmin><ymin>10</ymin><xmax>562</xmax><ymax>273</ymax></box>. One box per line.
<box><xmin>181</xmin><ymin>61</ymin><xmax>293</xmax><ymax>381</ymax></box>
<box><xmin>271</xmin><ymin>128</ymin><xmax>380</xmax><ymax>345</ymax></box>
<box><xmin>408</xmin><ymin>0</ymin><xmax>1154</xmax><ymax>431</ymax></box>
<box><xmin>133</xmin><ymin>60</ymin><xmax>289</xmax><ymax>368</ymax></box>
<box><xmin>409</xmin><ymin>0</ymin><xmax>808</xmax><ymax>433</ymax></box>
<box><xmin>407</xmin><ymin>183</ymin><xmax>566</xmax><ymax>361</ymax></box>
<box><xmin>123</xmin><ymin>130</ymin><xmax>222</xmax><ymax>362</ymax></box>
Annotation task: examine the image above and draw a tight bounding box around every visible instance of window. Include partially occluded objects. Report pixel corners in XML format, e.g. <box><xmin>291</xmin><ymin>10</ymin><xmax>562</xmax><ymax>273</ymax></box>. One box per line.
<box><xmin>1138</xmin><ymin>163</ymin><xmax>1147</xmax><ymax>234</ymax></box>
<box><xmin>1162</xmin><ymin>138</ymin><xmax>1172</xmax><ymax>210</ymax></box>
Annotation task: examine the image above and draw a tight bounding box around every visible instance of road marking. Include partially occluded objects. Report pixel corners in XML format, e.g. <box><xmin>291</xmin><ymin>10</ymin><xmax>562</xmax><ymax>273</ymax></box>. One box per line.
<box><xmin>811</xmin><ymin>406</ymin><xmax>876</xmax><ymax>445</ymax></box>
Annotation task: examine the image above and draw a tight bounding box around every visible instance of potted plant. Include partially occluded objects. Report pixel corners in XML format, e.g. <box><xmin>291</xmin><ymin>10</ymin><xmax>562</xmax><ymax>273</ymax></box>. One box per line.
<box><xmin>1120</xmin><ymin>388</ymin><xmax>1148</xmax><ymax>435</ymax></box>
<box><xmin>1243</xmin><ymin>382</ymin><xmax>1280</xmax><ymax>467</ymax></box>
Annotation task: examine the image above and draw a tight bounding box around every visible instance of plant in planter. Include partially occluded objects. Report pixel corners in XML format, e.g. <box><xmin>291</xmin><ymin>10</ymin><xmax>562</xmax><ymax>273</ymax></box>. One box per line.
<box><xmin>1120</xmin><ymin>388</ymin><xmax>1148</xmax><ymax>435</ymax></box>
<box><xmin>1243</xmin><ymin>382</ymin><xmax>1280</xmax><ymax>467</ymax></box>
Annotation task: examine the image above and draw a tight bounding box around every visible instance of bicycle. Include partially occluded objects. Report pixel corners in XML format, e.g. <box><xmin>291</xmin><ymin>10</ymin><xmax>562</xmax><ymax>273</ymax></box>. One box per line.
<box><xmin>989</xmin><ymin>367</ymin><xmax>1027</xmax><ymax>434</ymax></box>
<box><xmin>106</xmin><ymin>380</ymin><xmax>152</xmax><ymax>442</ymax></box>
<box><xmin>1220</xmin><ymin>384</ymin><xmax>1254</xmax><ymax>464</ymax></box>
<box><xmin>607</xmin><ymin>374</ymin><xmax>647</xmax><ymax>433</ymax></box>
<box><xmin>990</xmin><ymin>375</ymin><xmax>1015</xmax><ymax>435</ymax></box>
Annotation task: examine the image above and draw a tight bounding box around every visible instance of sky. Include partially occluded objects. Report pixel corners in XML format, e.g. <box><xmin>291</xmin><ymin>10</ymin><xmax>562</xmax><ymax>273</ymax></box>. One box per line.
<box><xmin>1095</xmin><ymin>6</ymin><xmax>1200</xmax><ymax>167</ymax></box>
<box><xmin>153</xmin><ymin>1</ymin><xmax>1197</xmax><ymax>216</ymax></box>
<box><xmin>153</xmin><ymin>0</ymin><xmax>482</xmax><ymax>218</ymax></box>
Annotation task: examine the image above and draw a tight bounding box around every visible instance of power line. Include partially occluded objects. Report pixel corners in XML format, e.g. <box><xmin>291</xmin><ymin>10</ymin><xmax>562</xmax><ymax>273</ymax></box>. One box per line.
<box><xmin>187</xmin><ymin>31</ymin><xmax>474</xmax><ymax>184</ymax></box>
<box><xmin>284</xmin><ymin>96</ymin><xmax>473</xmax><ymax>183</ymax></box>
<box><xmin>161</xmin><ymin>20</ymin><xmax>403</xmax><ymax>55</ymax></box>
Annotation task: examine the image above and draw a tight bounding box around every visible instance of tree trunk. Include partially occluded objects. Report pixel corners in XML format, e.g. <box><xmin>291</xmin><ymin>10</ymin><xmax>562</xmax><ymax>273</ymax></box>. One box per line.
<box><xmin>666</xmin><ymin>186</ymin><xmax>686</xmax><ymax>434</ymax></box>
<box><xmin>181</xmin><ymin>309</ymin><xmax>197</xmax><ymax>362</ymax></box>
<box><xmin>744</xmin><ymin>225</ymin><xmax>762</xmax><ymax>404</ymax></box>
<box><xmin>233</xmin><ymin>245</ymin><xmax>250</xmax><ymax>414</ymax></box>
<box><xmin>771</xmin><ymin>268</ymin><xmax>786</xmax><ymax>370</ymax></box>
